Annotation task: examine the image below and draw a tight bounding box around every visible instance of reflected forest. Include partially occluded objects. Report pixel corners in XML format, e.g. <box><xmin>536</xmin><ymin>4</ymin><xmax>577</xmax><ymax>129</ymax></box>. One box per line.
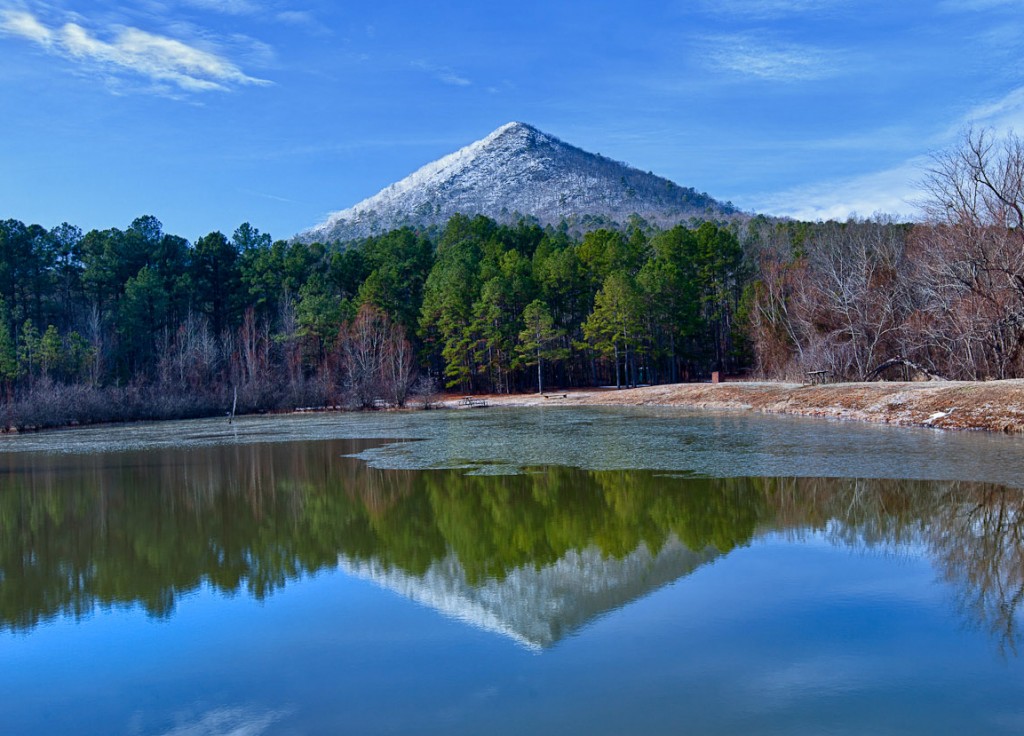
<box><xmin>2</xmin><ymin>439</ymin><xmax>1022</xmax><ymax>653</ymax></box>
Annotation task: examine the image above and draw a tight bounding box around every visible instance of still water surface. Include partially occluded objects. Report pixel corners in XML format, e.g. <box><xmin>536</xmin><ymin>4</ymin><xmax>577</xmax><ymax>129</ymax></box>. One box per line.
<box><xmin>2</xmin><ymin>408</ymin><xmax>1024</xmax><ymax>734</ymax></box>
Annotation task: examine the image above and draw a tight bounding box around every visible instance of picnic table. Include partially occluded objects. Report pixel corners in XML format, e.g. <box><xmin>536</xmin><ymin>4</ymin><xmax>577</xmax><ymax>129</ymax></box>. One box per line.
<box><xmin>459</xmin><ymin>396</ymin><xmax>488</xmax><ymax>407</ymax></box>
<box><xmin>805</xmin><ymin>370</ymin><xmax>832</xmax><ymax>385</ymax></box>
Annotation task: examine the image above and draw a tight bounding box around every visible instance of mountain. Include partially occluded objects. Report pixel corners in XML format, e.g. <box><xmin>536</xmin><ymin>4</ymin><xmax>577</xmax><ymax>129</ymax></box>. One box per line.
<box><xmin>298</xmin><ymin>122</ymin><xmax>737</xmax><ymax>242</ymax></box>
<box><xmin>339</xmin><ymin>535</ymin><xmax>719</xmax><ymax>650</ymax></box>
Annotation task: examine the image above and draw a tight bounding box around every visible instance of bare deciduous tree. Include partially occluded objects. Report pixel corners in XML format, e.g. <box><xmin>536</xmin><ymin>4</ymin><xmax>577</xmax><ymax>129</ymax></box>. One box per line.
<box><xmin>341</xmin><ymin>304</ymin><xmax>417</xmax><ymax>408</ymax></box>
<box><xmin>747</xmin><ymin>219</ymin><xmax>915</xmax><ymax>381</ymax></box>
<box><xmin>914</xmin><ymin>128</ymin><xmax>1024</xmax><ymax>378</ymax></box>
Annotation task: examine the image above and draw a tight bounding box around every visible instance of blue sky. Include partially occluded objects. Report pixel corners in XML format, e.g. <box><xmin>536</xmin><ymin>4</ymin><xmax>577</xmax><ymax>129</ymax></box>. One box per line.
<box><xmin>2</xmin><ymin>0</ymin><xmax>1023</xmax><ymax>241</ymax></box>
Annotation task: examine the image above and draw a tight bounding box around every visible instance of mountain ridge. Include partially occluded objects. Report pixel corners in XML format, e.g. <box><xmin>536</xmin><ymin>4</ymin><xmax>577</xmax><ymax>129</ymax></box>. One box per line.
<box><xmin>297</xmin><ymin>122</ymin><xmax>737</xmax><ymax>242</ymax></box>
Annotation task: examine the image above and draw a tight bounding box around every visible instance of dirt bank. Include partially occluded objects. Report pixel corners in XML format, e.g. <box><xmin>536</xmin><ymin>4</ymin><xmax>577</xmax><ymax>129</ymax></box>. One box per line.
<box><xmin>439</xmin><ymin>380</ymin><xmax>1024</xmax><ymax>433</ymax></box>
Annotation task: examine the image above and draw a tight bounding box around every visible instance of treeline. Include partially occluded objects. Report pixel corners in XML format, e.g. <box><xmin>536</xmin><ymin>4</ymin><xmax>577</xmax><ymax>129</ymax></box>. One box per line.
<box><xmin>0</xmin><ymin>211</ymin><xmax>750</xmax><ymax>426</ymax></box>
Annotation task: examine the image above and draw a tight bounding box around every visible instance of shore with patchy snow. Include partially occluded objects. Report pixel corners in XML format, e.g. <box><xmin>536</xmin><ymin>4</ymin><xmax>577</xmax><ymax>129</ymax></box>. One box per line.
<box><xmin>437</xmin><ymin>380</ymin><xmax>1024</xmax><ymax>433</ymax></box>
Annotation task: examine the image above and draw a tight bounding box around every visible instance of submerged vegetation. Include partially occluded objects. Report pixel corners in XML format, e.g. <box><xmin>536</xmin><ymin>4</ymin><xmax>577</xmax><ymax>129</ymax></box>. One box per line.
<box><xmin>3</xmin><ymin>130</ymin><xmax>1024</xmax><ymax>428</ymax></box>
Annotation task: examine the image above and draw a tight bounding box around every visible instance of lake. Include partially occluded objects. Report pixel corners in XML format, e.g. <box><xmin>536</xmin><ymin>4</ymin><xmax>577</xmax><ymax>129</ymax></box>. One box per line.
<box><xmin>2</xmin><ymin>408</ymin><xmax>1024</xmax><ymax>735</ymax></box>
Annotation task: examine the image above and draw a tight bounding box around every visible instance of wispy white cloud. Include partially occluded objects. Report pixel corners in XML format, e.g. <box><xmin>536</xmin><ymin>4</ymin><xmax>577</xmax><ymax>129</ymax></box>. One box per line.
<box><xmin>275</xmin><ymin>10</ymin><xmax>331</xmax><ymax>35</ymax></box>
<box><xmin>939</xmin><ymin>0</ymin><xmax>1019</xmax><ymax>10</ymax></box>
<box><xmin>175</xmin><ymin>2</ymin><xmax>330</xmax><ymax>35</ymax></box>
<box><xmin>748</xmin><ymin>157</ymin><xmax>925</xmax><ymax>221</ymax></box>
<box><xmin>412</xmin><ymin>60</ymin><xmax>470</xmax><ymax>87</ymax></box>
<box><xmin>155</xmin><ymin>706</ymin><xmax>285</xmax><ymax>736</ymax></box>
<box><xmin>276</xmin><ymin>10</ymin><xmax>312</xmax><ymax>25</ymax></box>
<box><xmin>0</xmin><ymin>8</ymin><xmax>270</xmax><ymax>93</ymax></box>
<box><xmin>0</xmin><ymin>7</ymin><xmax>52</xmax><ymax>45</ymax></box>
<box><xmin>705</xmin><ymin>35</ymin><xmax>842</xmax><ymax>81</ymax></box>
<box><xmin>179</xmin><ymin>0</ymin><xmax>262</xmax><ymax>15</ymax></box>
<box><xmin>699</xmin><ymin>0</ymin><xmax>850</xmax><ymax>19</ymax></box>
<box><xmin>957</xmin><ymin>84</ymin><xmax>1024</xmax><ymax>135</ymax></box>
<box><xmin>238</xmin><ymin>186</ymin><xmax>305</xmax><ymax>204</ymax></box>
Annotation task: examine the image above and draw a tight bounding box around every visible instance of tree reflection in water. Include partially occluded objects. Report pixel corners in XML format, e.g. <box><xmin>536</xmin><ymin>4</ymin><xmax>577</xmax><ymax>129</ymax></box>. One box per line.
<box><xmin>930</xmin><ymin>487</ymin><xmax>1024</xmax><ymax>656</ymax></box>
<box><xmin>0</xmin><ymin>439</ymin><xmax>1021</xmax><ymax>652</ymax></box>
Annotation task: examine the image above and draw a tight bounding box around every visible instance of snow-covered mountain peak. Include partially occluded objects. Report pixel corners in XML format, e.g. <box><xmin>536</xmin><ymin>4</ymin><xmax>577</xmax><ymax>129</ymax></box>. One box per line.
<box><xmin>489</xmin><ymin>120</ymin><xmax>534</xmax><ymax>138</ymax></box>
<box><xmin>298</xmin><ymin>123</ymin><xmax>735</xmax><ymax>242</ymax></box>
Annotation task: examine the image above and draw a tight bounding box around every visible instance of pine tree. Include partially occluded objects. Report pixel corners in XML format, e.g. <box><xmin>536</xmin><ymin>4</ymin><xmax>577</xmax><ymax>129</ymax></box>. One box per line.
<box><xmin>39</xmin><ymin>324</ymin><xmax>62</xmax><ymax>378</ymax></box>
<box><xmin>0</xmin><ymin>301</ymin><xmax>19</xmax><ymax>393</ymax></box>
<box><xmin>516</xmin><ymin>300</ymin><xmax>565</xmax><ymax>394</ymax></box>
<box><xmin>583</xmin><ymin>273</ymin><xmax>642</xmax><ymax>388</ymax></box>
<box><xmin>17</xmin><ymin>319</ymin><xmax>40</xmax><ymax>385</ymax></box>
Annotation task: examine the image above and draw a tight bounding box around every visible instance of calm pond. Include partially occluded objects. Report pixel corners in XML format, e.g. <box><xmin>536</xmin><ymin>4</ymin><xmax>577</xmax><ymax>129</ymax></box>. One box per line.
<box><xmin>3</xmin><ymin>407</ymin><xmax>1024</xmax><ymax>735</ymax></box>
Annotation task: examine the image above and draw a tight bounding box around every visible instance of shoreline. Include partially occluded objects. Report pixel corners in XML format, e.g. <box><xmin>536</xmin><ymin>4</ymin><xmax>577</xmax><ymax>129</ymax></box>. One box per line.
<box><xmin>435</xmin><ymin>380</ymin><xmax>1024</xmax><ymax>433</ymax></box>
<box><xmin>5</xmin><ymin>380</ymin><xmax>1024</xmax><ymax>436</ymax></box>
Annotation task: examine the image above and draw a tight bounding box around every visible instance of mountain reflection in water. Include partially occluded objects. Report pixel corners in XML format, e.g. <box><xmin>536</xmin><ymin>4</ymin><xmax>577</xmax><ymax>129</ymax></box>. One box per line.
<box><xmin>1</xmin><ymin>439</ymin><xmax>1022</xmax><ymax>653</ymax></box>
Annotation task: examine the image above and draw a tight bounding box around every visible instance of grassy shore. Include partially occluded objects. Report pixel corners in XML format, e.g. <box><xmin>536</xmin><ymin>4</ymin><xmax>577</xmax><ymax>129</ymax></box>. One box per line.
<box><xmin>439</xmin><ymin>380</ymin><xmax>1024</xmax><ymax>433</ymax></box>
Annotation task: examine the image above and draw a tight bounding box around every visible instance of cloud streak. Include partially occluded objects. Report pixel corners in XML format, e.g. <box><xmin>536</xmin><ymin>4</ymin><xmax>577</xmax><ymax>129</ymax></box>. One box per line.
<box><xmin>275</xmin><ymin>10</ymin><xmax>330</xmax><ymax>34</ymax></box>
<box><xmin>0</xmin><ymin>9</ymin><xmax>270</xmax><ymax>92</ymax></box>
<box><xmin>155</xmin><ymin>706</ymin><xmax>285</xmax><ymax>736</ymax></box>
<box><xmin>412</xmin><ymin>60</ymin><xmax>471</xmax><ymax>87</ymax></box>
<box><xmin>700</xmin><ymin>0</ymin><xmax>850</xmax><ymax>18</ymax></box>
<box><xmin>939</xmin><ymin>0</ymin><xmax>1019</xmax><ymax>10</ymax></box>
<box><xmin>957</xmin><ymin>84</ymin><xmax>1024</xmax><ymax>135</ymax></box>
<box><xmin>179</xmin><ymin>0</ymin><xmax>263</xmax><ymax>15</ymax></box>
<box><xmin>705</xmin><ymin>35</ymin><xmax>841</xmax><ymax>81</ymax></box>
<box><xmin>748</xmin><ymin>157</ymin><xmax>925</xmax><ymax>221</ymax></box>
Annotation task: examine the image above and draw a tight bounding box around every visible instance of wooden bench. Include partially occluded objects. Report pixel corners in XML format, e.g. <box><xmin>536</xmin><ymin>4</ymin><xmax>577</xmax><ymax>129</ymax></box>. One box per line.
<box><xmin>543</xmin><ymin>393</ymin><xmax>568</xmax><ymax>399</ymax></box>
